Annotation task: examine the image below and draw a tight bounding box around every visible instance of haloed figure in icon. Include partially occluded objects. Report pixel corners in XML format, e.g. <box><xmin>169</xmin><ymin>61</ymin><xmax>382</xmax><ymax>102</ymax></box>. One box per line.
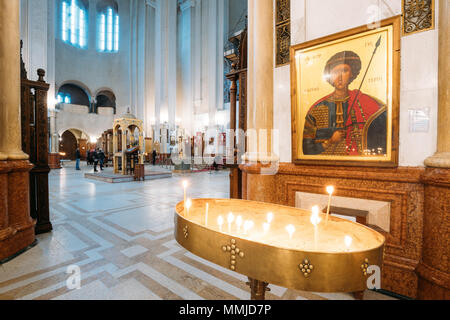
<box><xmin>302</xmin><ymin>51</ymin><xmax>387</xmax><ymax>156</ymax></box>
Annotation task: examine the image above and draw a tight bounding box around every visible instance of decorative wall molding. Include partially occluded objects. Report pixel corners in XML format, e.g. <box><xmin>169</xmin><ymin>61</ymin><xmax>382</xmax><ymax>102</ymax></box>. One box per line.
<box><xmin>402</xmin><ymin>0</ymin><xmax>435</xmax><ymax>35</ymax></box>
<box><xmin>275</xmin><ymin>0</ymin><xmax>290</xmax><ymax>67</ymax></box>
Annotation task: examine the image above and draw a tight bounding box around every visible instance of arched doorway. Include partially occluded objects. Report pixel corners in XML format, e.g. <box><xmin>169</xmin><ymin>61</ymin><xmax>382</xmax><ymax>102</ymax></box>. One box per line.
<box><xmin>59</xmin><ymin>130</ymin><xmax>78</xmax><ymax>160</ymax></box>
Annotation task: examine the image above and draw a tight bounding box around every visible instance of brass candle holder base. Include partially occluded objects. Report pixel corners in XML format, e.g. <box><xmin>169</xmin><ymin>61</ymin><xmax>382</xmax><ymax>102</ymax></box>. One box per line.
<box><xmin>174</xmin><ymin>199</ymin><xmax>385</xmax><ymax>299</ymax></box>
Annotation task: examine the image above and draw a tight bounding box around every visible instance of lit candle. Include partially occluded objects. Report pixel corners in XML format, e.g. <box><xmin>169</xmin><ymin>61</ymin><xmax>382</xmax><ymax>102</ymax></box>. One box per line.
<box><xmin>185</xmin><ymin>198</ymin><xmax>192</xmax><ymax>218</ymax></box>
<box><xmin>182</xmin><ymin>180</ymin><xmax>188</xmax><ymax>204</ymax></box>
<box><xmin>344</xmin><ymin>235</ymin><xmax>353</xmax><ymax>252</ymax></box>
<box><xmin>310</xmin><ymin>205</ymin><xmax>322</xmax><ymax>250</ymax></box>
<box><xmin>205</xmin><ymin>203</ymin><xmax>209</xmax><ymax>226</ymax></box>
<box><xmin>267</xmin><ymin>212</ymin><xmax>274</xmax><ymax>224</ymax></box>
<box><xmin>325</xmin><ymin>186</ymin><xmax>334</xmax><ymax>226</ymax></box>
<box><xmin>227</xmin><ymin>212</ymin><xmax>235</xmax><ymax>232</ymax></box>
<box><xmin>263</xmin><ymin>222</ymin><xmax>270</xmax><ymax>234</ymax></box>
<box><xmin>236</xmin><ymin>216</ymin><xmax>243</xmax><ymax>232</ymax></box>
<box><xmin>218</xmin><ymin>216</ymin><xmax>224</xmax><ymax>232</ymax></box>
<box><xmin>286</xmin><ymin>224</ymin><xmax>295</xmax><ymax>239</ymax></box>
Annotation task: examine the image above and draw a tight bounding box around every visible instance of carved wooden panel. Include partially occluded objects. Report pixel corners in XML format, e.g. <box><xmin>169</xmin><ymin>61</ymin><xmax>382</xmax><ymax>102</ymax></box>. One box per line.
<box><xmin>276</xmin><ymin>0</ymin><xmax>290</xmax><ymax>66</ymax></box>
<box><xmin>402</xmin><ymin>0</ymin><xmax>435</xmax><ymax>35</ymax></box>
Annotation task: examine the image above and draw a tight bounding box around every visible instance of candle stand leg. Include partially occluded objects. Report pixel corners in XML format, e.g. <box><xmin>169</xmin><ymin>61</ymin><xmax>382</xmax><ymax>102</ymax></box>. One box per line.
<box><xmin>352</xmin><ymin>291</ymin><xmax>365</xmax><ymax>300</ymax></box>
<box><xmin>246</xmin><ymin>278</ymin><xmax>270</xmax><ymax>300</ymax></box>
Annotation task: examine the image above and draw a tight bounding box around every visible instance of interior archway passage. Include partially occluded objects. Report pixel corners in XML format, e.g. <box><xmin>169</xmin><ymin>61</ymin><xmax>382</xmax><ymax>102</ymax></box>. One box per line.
<box><xmin>59</xmin><ymin>130</ymin><xmax>78</xmax><ymax>160</ymax></box>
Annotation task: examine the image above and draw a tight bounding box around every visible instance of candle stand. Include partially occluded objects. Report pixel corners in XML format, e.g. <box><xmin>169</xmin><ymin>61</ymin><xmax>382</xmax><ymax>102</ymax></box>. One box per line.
<box><xmin>174</xmin><ymin>199</ymin><xmax>385</xmax><ymax>300</ymax></box>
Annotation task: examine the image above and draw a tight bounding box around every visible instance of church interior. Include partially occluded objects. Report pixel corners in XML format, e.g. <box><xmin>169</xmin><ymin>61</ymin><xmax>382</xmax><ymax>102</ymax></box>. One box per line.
<box><xmin>0</xmin><ymin>0</ymin><xmax>448</xmax><ymax>301</ymax></box>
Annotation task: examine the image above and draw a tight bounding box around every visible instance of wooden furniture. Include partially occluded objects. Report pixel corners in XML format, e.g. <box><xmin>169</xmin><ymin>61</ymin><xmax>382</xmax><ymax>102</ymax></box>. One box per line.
<box><xmin>175</xmin><ymin>199</ymin><xmax>385</xmax><ymax>300</ymax></box>
<box><xmin>134</xmin><ymin>164</ymin><xmax>145</xmax><ymax>181</ymax></box>
<box><xmin>21</xmin><ymin>65</ymin><xmax>52</xmax><ymax>235</ymax></box>
<box><xmin>225</xmin><ymin>26</ymin><xmax>248</xmax><ymax>200</ymax></box>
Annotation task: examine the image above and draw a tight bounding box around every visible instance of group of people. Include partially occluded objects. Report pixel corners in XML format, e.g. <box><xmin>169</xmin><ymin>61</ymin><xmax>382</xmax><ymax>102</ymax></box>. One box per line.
<box><xmin>75</xmin><ymin>148</ymin><xmax>106</xmax><ymax>172</ymax></box>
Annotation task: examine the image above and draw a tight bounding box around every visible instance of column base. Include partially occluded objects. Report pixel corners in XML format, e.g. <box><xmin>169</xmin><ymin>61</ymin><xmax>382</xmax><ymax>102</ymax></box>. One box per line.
<box><xmin>0</xmin><ymin>160</ymin><xmax>35</xmax><ymax>261</ymax></box>
<box><xmin>48</xmin><ymin>153</ymin><xmax>61</xmax><ymax>169</ymax></box>
<box><xmin>424</xmin><ymin>152</ymin><xmax>450</xmax><ymax>168</ymax></box>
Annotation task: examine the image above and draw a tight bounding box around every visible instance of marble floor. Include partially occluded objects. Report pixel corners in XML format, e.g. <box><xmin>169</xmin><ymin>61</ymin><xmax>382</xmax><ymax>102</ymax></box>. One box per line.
<box><xmin>0</xmin><ymin>162</ymin><xmax>395</xmax><ymax>300</ymax></box>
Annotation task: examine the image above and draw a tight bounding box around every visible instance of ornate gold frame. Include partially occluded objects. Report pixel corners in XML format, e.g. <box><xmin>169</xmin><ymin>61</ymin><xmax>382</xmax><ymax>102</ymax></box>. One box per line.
<box><xmin>290</xmin><ymin>16</ymin><xmax>401</xmax><ymax>168</ymax></box>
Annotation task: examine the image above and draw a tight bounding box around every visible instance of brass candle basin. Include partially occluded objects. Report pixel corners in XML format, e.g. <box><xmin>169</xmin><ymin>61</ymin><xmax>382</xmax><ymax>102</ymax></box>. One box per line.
<box><xmin>174</xmin><ymin>199</ymin><xmax>385</xmax><ymax>295</ymax></box>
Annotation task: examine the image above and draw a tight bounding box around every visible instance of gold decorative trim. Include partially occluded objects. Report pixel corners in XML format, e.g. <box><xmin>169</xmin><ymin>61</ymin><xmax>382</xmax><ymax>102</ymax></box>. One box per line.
<box><xmin>183</xmin><ymin>226</ymin><xmax>189</xmax><ymax>239</ymax></box>
<box><xmin>276</xmin><ymin>0</ymin><xmax>291</xmax><ymax>67</ymax></box>
<box><xmin>361</xmin><ymin>258</ymin><xmax>370</xmax><ymax>276</ymax></box>
<box><xmin>402</xmin><ymin>0</ymin><xmax>435</xmax><ymax>36</ymax></box>
<box><xmin>221</xmin><ymin>239</ymin><xmax>245</xmax><ymax>271</ymax></box>
<box><xmin>298</xmin><ymin>259</ymin><xmax>314</xmax><ymax>278</ymax></box>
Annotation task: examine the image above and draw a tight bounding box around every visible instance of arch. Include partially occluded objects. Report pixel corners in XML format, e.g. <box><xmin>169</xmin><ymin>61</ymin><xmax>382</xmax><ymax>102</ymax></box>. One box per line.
<box><xmin>57</xmin><ymin>83</ymin><xmax>90</xmax><ymax>107</ymax></box>
<box><xmin>59</xmin><ymin>130</ymin><xmax>78</xmax><ymax>160</ymax></box>
<box><xmin>57</xmin><ymin>80</ymin><xmax>93</xmax><ymax>101</ymax></box>
<box><xmin>95</xmin><ymin>88</ymin><xmax>117</xmax><ymax>114</ymax></box>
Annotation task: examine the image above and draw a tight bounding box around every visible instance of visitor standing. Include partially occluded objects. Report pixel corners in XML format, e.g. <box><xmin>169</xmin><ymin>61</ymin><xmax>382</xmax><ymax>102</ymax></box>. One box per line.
<box><xmin>152</xmin><ymin>149</ymin><xmax>157</xmax><ymax>166</ymax></box>
<box><xmin>98</xmin><ymin>149</ymin><xmax>105</xmax><ymax>171</ymax></box>
<box><xmin>93</xmin><ymin>148</ymin><xmax>99</xmax><ymax>172</ymax></box>
<box><xmin>75</xmin><ymin>148</ymin><xmax>81</xmax><ymax>170</ymax></box>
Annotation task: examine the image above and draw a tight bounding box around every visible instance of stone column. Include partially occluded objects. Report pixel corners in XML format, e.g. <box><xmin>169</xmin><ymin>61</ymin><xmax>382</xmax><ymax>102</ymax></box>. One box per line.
<box><xmin>0</xmin><ymin>0</ymin><xmax>28</xmax><ymax>160</ymax></box>
<box><xmin>241</xmin><ymin>0</ymin><xmax>278</xmax><ymax>204</ymax></box>
<box><xmin>246</xmin><ymin>0</ymin><xmax>275</xmax><ymax>163</ymax></box>
<box><xmin>424</xmin><ymin>0</ymin><xmax>450</xmax><ymax>168</ymax></box>
<box><xmin>418</xmin><ymin>0</ymin><xmax>450</xmax><ymax>300</ymax></box>
<box><xmin>0</xmin><ymin>0</ymin><xmax>35</xmax><ymax>261</ymax></box>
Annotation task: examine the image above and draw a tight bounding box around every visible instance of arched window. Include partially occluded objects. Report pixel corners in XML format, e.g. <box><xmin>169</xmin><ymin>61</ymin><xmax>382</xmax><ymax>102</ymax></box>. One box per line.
<box><xmin>57</xmin><ymin>93</ymin><xmax>72</xmax><ymax>104</ymax></box>
<box><xmin>97</xmin><ymin>1</ymin><xmax>119</xmax><ymax>52</ymax></box>
<box><xmin>61</xmin><ymin>0</ymin><xmax>88</xmax><ymax>48</ymax></box>
<box><xmin>57</xmin><ymin>84</ymin><xmax>90</xmax><ymax>106</ymax></box>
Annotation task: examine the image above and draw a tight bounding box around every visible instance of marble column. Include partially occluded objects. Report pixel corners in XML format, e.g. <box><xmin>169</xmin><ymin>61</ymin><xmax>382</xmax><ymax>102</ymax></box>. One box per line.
<box><xmin>241</xmin><ymin>0</ymin><xmax>278</xmax><ymax>204</ymax></box>
<box><xmin>179</xmin><ymin>0</ymin><xmax>196</xmax><ymax>137</ymax></box>
<box><xmin>0</xmin><ymin>0</ymin><xmax>28</xmax><ymax>160</ymax></box>
<box><xmin>0</xmin><ymin>0</ymin><xmax>35</xmax><ymax>261</ymax></box>
<box><xmin>418</xmin><ymin>0</ymin><xmax>450</xmax><ymax>300</ymax></box>
<box><xmin>424</xmin><ymin>0</ymin><xmax>450</xmax><ymax>168</ymax></box>
<box><xmin>246</xmin><ymin>0</ymin><xmax>275</xmax><ymax>163</ymax></box>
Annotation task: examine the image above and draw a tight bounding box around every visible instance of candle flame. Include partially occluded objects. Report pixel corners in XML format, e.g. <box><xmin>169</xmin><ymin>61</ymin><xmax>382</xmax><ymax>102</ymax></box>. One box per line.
<box><xmin>217</xmin><ymin>216</ymin><xmax>224</xmax><ymax>226</ymax></box>
<box><xmin>285</xmin><ymin>224</ymin><xmax>295</xmax><ymax>238</ymax></box>
<box><xmin>326</xmin><ymin>185</ymin><xmax>335</xmax><ymax>195</ymax></box>
<box><xmin>227</xmin><ymin>212</ymin><xmax>235</xmax><ymax>224</ymax></box>
<box><xmin>345</xmin><ymin>235</ymin><xmax>353</xmax><ymax>248</ymax></box>
<box><xmin>185</xmin><ymin>198</ymin><xmax>192</xmax><ymax>210</ymax></box>
<box><xmin>310</xmin><ymin>205</ymin><xmax>321</xmax><ymax>226</ymax></box>
<box><xmin>267</xmin><ymin>212</ymin><xmax>274</xmax><ymax>224</ymax></box>
<box><xmin>182</xmin><ymin>180</ymin><xmax>188</xmax><ymax>188</ymax></box>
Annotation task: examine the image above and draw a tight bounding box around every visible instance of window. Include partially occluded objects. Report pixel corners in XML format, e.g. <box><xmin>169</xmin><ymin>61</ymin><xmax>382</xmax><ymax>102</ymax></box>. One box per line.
<box><xmin>61</xmin><ymin>0</ymin><xmax>88</xmax><ymax>49</ymax></box>
<box><xmin>57</xmin><ymin>93</ymin><xmax>72</xmax><ymax>104</ymax></box>
<box><xmin>97</xmin><ymin>3</ymin><xmax>119</xmax><ymax>53</ymax></box>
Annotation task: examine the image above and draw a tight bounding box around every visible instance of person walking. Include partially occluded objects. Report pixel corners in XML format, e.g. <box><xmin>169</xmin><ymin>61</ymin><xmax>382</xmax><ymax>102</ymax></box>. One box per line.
<box><xmin>98</xmin><ymin>149</ymin><xmax>105</xmax><ymax>171</ymax></box>
<box><xmin>75</xmin><ymin>148</ymin><xmax>81</xmax><ymax>170</ymax></box>
<box><xmin>93</xmin><ymin>148</ymin><xmax>99</xmax><ymax>172</ymax></box>
<box><xmin>152</xmin><ymin>149</ymin><xmax>157</xmax><ymax>166</ymax></box>
<box><xmin>86</xmin><ymin>149</ymin><xmax>91</xmax><ymax>166</ymax></box>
